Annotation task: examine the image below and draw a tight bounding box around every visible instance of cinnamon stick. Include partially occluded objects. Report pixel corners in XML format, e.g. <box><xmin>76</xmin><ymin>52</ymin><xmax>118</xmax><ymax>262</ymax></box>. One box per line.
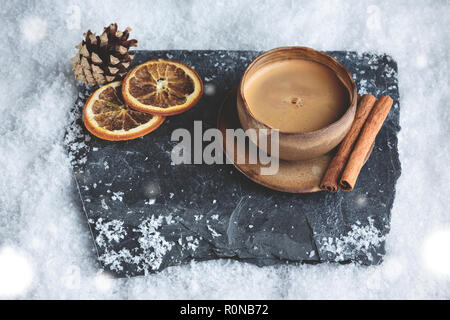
<box><xmin>320</xmin><ymin>94</ymin><xmax>377</xmax><ymax>192</ymax></box>
<box><xmin>339</xmin><ymin>96</ymin><xmax>394</xmax><ymax>191</ymax></box>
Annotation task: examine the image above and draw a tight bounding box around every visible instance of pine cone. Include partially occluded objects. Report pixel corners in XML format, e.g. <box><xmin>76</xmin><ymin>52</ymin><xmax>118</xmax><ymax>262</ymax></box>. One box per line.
<box><xmin>71</xmin><ymin>23</ymin><xmax>138</xmax><ymax>86</ymax></box>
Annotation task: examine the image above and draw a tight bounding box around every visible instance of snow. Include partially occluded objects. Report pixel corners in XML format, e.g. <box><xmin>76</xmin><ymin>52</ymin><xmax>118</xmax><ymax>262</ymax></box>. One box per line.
<box><xmin>0</xmin><ymin>0</ymin><xmax>449</xmax><ymax>299</ymax></box>
<box><xmin>0</xmin><ymin>246</ymin><xmax>34</xmax><ymax>297</ymax></box>
<box><xmin>421</xmin><ymin>230</ymin><xmax>450</xmax><ymax>277</ymax></box>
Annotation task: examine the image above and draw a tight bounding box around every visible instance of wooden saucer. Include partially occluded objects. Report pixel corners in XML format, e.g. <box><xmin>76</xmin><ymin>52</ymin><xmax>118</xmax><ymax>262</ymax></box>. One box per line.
<box><xmin>217</xmin><ymin>88</ymin><xmax>372</xmax><ymax>194</ymax></box>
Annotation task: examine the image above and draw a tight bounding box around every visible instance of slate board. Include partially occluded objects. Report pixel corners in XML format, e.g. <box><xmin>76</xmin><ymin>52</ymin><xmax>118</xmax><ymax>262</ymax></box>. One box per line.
<box><xmin>67</xmin><ymin>50</ymin><xmax>401</xmax><ymax>277</ymax></box>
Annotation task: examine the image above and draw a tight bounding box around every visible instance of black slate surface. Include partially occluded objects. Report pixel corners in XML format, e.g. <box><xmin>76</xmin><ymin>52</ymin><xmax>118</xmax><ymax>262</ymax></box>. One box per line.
<box><xmin>66</xmin><ymin>50</ymin><xmax>401</xmax><ymax>277</ymax></box>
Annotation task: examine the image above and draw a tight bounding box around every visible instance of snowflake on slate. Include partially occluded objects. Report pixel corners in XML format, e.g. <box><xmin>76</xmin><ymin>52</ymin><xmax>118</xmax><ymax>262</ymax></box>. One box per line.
<box><xmin>133</xmin><ymin>216</ymin><xmax>174</xmax><ymax>275</ymax></box>
<box><xmin>319</xmin><ymin>217</ymin><xmax>385</xmax><ymax>263</ymax></box>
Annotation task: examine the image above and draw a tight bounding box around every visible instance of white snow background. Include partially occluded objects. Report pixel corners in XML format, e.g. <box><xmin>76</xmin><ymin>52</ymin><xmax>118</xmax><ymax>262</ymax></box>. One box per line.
<box><xmin>0</xmin><ymin>0</ymin><xmax>449</xmax><ymax>299</ymax></box>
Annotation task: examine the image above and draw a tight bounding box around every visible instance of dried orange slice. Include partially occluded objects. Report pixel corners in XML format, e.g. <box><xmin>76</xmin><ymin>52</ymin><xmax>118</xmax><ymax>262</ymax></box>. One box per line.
<box><xmin>121</xmin><ymin>59</ymin><xmax>203</xmax><ymax>116</ymax></box>
<box><xmin>83</xmin><ymin>81</ymin><xmax>165</xmax><ymax>141</ymax></box>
